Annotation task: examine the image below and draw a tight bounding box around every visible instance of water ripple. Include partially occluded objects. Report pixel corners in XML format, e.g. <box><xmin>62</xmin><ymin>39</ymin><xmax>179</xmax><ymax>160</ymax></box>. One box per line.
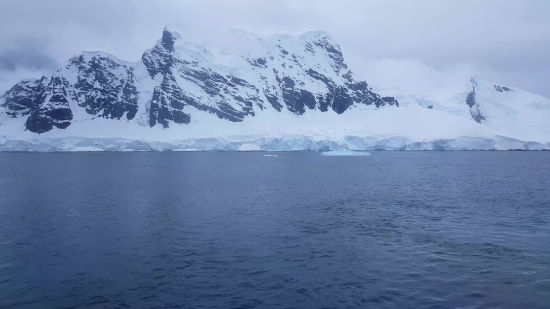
<box><xmin>0</xmin><ymin>152</ymin><xmax>549</xmax><ymax>308</ymax></box>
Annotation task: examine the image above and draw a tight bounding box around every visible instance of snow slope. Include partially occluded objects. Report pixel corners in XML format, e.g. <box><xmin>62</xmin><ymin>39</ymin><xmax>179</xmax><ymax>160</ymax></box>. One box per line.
<box><xmin>0</xmin><ymin>100</ymin><xmax>548</xmax><ymax>151</ymax></box>
<box><xmin>384</xmin><ymin>78</ymin><xmax>550</xmax><ymax>144</ymax></box>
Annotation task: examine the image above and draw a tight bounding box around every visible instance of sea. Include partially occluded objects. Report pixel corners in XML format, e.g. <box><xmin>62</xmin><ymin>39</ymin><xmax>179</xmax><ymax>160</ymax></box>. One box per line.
<box><xmin>0</xmin><ymin>152</ymin><xmax>549</xmax><ymax>309</ymax></box>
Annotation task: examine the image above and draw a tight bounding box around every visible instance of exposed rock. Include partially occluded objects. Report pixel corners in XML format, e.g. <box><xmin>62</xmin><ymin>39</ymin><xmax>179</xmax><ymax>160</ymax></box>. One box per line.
<box><xmin>466</xmin><ymin>78</ymin><xmax>487</xmax><ymax>123</ymax></box>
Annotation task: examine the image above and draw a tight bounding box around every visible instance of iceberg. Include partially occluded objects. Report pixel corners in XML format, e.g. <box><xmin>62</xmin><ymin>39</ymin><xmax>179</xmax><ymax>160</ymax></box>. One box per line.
<box><xmin>319</xmin><ymin>150</ymin><xmax>371</xmax><ymax>156</ymax></box>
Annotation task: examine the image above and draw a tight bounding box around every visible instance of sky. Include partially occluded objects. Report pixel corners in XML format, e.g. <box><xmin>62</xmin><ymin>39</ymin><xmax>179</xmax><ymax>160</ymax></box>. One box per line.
<box><xmin>1</xmin><ymin>0</ymin><xmax>549</xmax><ymax>96</ymax></box>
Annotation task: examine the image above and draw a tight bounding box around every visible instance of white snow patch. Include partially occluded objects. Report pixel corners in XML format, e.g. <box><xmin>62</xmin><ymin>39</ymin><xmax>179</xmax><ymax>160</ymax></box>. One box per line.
<box><xmin>172</xmin><ymin>148</ymin><xmax>200</xmax><ymax>152</ymax></box>
<box><xmin>65</xmin><ymin>146</ymin><xmax>104</xmax><ymax>152</ymax></box>
<box><xmin>320</xmin><ymin>151</ymin><xmax>371</xmax><ymax>156</ymax></box>
<box><xmin>237</xmin><ymin>143</ymin><xmax>262</xmax><ymax>151</ymax></box>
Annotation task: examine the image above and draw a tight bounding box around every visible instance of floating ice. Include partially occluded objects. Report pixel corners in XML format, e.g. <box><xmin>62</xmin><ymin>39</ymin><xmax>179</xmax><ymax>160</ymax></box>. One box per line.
<box><xmin>319</xmin><ymin>150</ymin><xmax>371</xmax><ymax>156</ymax></box>
<box><xmin>263</xmin><ymin>154</ymin><xmax>278</xmax><ymax>157</ymax></box>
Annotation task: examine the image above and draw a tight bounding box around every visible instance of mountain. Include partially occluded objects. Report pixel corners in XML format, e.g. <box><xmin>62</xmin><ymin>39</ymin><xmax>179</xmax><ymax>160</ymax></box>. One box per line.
<box><xmin>1</xmin><ymin>25</ymin><xmax>549</xmax><ymax>151</ymax></box>
<box><xmin>0</xmin><ymin>24</ymin><xmax>397</xmax><ymax>134</ymax></box>
<box><xmin>384</xmin><ymin>78</ymin><xmax>550</xmax><ymax>144</ymax></box>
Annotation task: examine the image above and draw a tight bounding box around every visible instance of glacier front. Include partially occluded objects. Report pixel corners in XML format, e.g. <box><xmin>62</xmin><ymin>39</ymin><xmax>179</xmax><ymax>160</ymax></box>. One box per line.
<box><xmin>1</xmin><ymin>134</ymin><xmax>548</xmax><ymax>152</ymax></box>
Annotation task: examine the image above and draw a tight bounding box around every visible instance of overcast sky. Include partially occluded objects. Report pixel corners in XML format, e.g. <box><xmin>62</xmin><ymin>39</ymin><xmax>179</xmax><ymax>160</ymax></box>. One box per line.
<box><xmin>1</xmin><ymin>0</ymin><xmax>549</xmax><ymax>96</ymax></box>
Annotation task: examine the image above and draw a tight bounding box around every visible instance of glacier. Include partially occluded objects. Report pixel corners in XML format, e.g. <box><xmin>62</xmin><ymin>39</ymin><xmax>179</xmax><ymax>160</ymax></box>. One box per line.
<box><xmin>1</xmin><ymin>134</ymin><xmax>548</xmax><ymax>152</ymax></box>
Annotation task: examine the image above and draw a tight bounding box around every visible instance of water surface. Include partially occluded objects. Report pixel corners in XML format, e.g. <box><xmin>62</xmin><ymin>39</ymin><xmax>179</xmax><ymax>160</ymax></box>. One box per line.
<box><xmin>0</xmin><ymin>152</ymin><xmax>549</xmax><ymax>308</ymax></box>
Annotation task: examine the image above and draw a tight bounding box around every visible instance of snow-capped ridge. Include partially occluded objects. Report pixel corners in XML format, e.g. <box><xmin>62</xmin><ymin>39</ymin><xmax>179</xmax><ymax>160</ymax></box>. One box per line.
<box><xmin>299</xmin><ymin>30</ymin><xmax>334</xmax><ymax>42</ymax></box>
<box><xmin>76</xmin><ymin>51</ymin><xmax>138</xmax><ymax>66</ymax></box>
<box><xmin>163</xmin><ymin>23</ymin><xmax>188</xmax><ymax>40</ymax></box>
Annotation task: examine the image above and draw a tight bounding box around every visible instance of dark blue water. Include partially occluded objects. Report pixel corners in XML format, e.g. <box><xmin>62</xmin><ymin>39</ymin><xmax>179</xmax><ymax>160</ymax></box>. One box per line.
<box><xmin>0</xmin><ymin>152</ymin><xmax>549</xmax><ymax>309</ymax></box>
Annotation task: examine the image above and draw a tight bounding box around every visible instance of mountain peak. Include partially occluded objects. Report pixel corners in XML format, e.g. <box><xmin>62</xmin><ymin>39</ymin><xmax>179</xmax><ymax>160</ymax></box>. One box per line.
<box><xmin>161</xmin><ymin>23</ymin><xmax>210</xmax><ymax>51</ymax></box>
<box><xmin>163</xmin><ymin>22</ymin><xmax>190</xmax><ymax>39</ymax></box>
<box><xmin>299</xmin><ymin>30</ymin><xmax>334</xmax><ymax>42</ymax></box>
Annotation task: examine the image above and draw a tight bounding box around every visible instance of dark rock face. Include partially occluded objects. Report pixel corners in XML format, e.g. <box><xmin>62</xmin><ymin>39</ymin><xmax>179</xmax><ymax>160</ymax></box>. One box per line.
<box><xmin>149</xmin><ymin>84</ymin><xmax>191</xmax><ymax>128</ymax></box>
<box><xmin>142</xmin><ymin>44</ymin><xmax>172</xmax><ymax>79</ymax></box>
<box><xmin>25</xmin><ymin>76</ymin><xmax>73</xmax><ymax>133</ymax></box>
<box><xmin>466</xmin><ymin>79</ymin><xmax>486</xmax><ymax>124</ymax></box>
<box><xmin>279</xmin><ymin>77</ymin><xmax>316</xmax><ymax>115</ymax></box>
<box><xmin>161</xmin><ymin>29</ymin><xmax>176</xmax><ymax>52</ymax></box>
<box><xmin>1</xmin><ymin>27</ymin><xmax>400</xmax><ymax>133</ymax></box>
<box><xmin>297</xmin><ymin>69</ymin><xmax>398</xmax><ymax>114</ymax></box>
<box><xmin>332</xmin><ymin>86</ymin><xmax>353</xmax><ymax>114</ymax></box>
<box><xmin>381</xmin><ymin>96</ymin><xmax>399</xmax><ymax>107</ymax></box>
<box><xmin>470</xmin><ymin>106</ymin><xmax>486</xmax><ymax>124</ymax></box>
<box><xmin>342</xmin><ymin>71</ymin><xmax>398</xmax><ymax>109</ymax></box>
<box><xmin>313</xmin><ymin>37</ymin><xmax>347</xmax><ymax>74</ymax></box>
<box><xmin>0</xmin><ymin>79</ymin><xmax>41</xmax><ymax>117</ymax></box>
<box><xmin>69</xmin><ymin>54</ymin><xmax>139</xmax><ymax>120</ymax></box>
<box><xmin>466</xmin><ymin>91</ymin><xmax>476</xmax><ymax>108</ymax></box>
<box><xmin>494</xmin><ymin>85</ymin><xmax>513</xmax><ymax>92</ymax></box>
<box><xmin>3</xmin><ymin>53</ymin><xmax>141</xmax><ymax>133</ymax></box>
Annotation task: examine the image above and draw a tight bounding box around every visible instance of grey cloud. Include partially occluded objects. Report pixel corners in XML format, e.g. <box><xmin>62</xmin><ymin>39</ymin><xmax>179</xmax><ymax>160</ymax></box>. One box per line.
<box><xmin>0</xmin><ymin>40</ymin><xmax>58</xmax><ymax>72</ymax></box>
<box><xmin>0</xmin><ymin>59</ymin><xmax>16</xmax><ymax>72</ymax></box>
<box><xmin>0</xmin><ymin>0</ymin><xmax>549</xmax><ymax>96</ymax></box>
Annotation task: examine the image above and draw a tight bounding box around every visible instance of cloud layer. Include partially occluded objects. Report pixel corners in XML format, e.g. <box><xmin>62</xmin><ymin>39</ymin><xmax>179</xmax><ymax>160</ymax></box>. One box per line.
<box><xmin>1</xmin><ymin>0</ymin><xmax>549</xmax><ymax>96</ymax></box>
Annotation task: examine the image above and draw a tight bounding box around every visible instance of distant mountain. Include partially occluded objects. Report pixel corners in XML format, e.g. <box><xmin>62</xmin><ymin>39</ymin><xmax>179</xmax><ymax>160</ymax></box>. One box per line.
<box><xmin>1</xmin><ymin>25</ymin><xmax>549</xmax><ymax>151</ymax></box>
<box><xmin>383</xmin><ymin>78</ymin><xmax>550</xmax><ymax>143</ymax></box>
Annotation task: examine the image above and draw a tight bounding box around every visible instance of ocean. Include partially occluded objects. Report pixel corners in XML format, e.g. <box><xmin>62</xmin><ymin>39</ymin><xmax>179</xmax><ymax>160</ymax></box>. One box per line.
<box><xmin>0</xmin><ymin>152</ymin><xmax>549</xmax><ymax>308</ymax></box>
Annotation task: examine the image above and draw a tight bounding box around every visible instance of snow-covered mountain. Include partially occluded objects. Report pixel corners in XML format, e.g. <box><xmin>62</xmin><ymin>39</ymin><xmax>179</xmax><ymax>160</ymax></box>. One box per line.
<box><xmin>1</xmin><ymin>25</ymin><xmax>549</xmax><ymax>151</ymax></box>
<box><xmin>383</xmin><ymin>78</ymin><xmax>550</xmax><ymax>144</ymax></box>
<box><xmin>0</xmin><ymin>24</ymin><xmax>396</xmax><ymax>133</ymax></box>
